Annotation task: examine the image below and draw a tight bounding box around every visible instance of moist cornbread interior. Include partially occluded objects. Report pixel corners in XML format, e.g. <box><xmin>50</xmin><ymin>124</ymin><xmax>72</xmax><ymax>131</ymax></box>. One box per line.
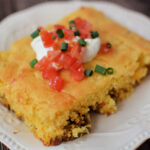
<box><xmin>0</xmin><ymin>7</ymin><xmax>150</xmax><ymax>145</ymax></box>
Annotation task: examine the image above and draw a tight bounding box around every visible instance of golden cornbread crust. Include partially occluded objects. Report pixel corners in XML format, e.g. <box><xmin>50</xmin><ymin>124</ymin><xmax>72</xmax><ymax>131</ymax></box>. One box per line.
<box><xmin>0</xmin><ymin>7</ymin><xmax>150</xmax><ymax>145</ymax></box>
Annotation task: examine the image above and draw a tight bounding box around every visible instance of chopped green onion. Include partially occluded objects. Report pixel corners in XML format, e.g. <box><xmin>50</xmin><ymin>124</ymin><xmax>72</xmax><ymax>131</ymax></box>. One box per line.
<box><xmin>107</xmin><ymin>67</ymin><xmax>114</xmax><ymax>75</ymax></box>
<box><xmin>106</xmin><ymin>42</ymin><xmax>112</xmax><ymax>49</ymax></box>
<box><xmin>69</xmin><ymin>20</ymin><xmax>76</xmax><ymax>29</ymax></box>
<box><xmin>61</xmin><ymin>43</ymin><xmax>68</xmax><ymax>52</ymax></box>
<box><xmin>56</xmin><ymin>29</ymin><xmax>64</xmax><ymax>38</ymax></box>
<box><xmin>78</xmin><ymin>38</ymin><xmax>86</xmax><ymax>47</ymax></box>
<box><xmin>51</xmin><ymin>35</ymin><xmax>56</xmax><ymax>39</ymax></box>
<box><xmin>69</xmin><ymin>20</ymin><xmax>75</xmax><ymax>24</ymax></box>
<box><xmin>30</xmin><ymin>58</ymin><xmax>38</xmax><ymax>68</ymax></box>
<box><xmin>30</xmin><ymin>29</ymin><xmax>40</xmax><ymax>39</ymax></box>
<box><xmin>91</xmin><ymin>31</ymin><xmax>99</xmax><ymax>39</ymax></box>
<box><xmin>74</xmin><ymin>30</ymin><xmax>80</xmax><ymax>36</ymax></box>
<box><xmin>95</xmin><ymin>65</ymin><xmax>106</xmax><ymax>75</ymax></box>
<box><xmin>84</xmin><ymin>69</ymin><xmax>93</xmax><ymax>76</ymax></box>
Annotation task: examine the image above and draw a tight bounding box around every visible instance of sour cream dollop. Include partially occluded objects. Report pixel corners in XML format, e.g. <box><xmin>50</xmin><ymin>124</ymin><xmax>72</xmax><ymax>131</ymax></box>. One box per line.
<box><xmin>31</xmin><ymin>36</ymin><xmax>53</xmax><ymax>60</ymax></box>
<box><xmin>31</xmin><ymin>36</ymin><xmax>101</xmax><ymax>62</ymax></box>
<box><xmin>83</xmin><ymin>38</ymin><xmax>101</xmax><ymax>62</ymax></box>
<box><xmin>31</xmin><ymin>33</ymin><xmax>101</xmax><ymax>63</ymax></box>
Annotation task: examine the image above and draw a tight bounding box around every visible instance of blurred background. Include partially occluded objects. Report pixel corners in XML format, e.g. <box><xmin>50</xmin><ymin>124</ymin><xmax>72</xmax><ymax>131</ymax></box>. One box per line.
<box><xmin>0</xmin><ymin>0</ymin><xmax>150</xmax><ymax>21</ymax></box>
<box><xmin>0</xmin><ymin>0</ymin><xmax>150</xmax><ymax>150</ymax></box>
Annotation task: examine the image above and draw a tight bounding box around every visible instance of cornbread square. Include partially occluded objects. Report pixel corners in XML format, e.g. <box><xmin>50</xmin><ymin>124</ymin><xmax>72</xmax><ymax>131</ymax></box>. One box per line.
<box><xmin>0</xmin><ymin>7</ymin><xmax>150</xmax><ymax>145</ymax></box>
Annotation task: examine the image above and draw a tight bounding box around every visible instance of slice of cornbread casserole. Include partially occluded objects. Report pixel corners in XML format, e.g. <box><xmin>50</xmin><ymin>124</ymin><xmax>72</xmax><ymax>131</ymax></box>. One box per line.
<box><xmin>0</xmin><ymin>7</ymin><xmax>150</xmax><ymax>146</ymax></box>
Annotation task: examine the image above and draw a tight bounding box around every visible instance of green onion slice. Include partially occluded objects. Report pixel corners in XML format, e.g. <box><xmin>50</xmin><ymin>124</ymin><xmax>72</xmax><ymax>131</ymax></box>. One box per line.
<box><xmin>30</xmin><ymin>29</ymin><xmax>40</xmax><ymax>39</ymax></box>
<box><xmin>78</xmin><ymin>38</ymin><xmax>86</xmax><ymax>47</ymax></box>
<box><xmin>95</xmin><ymin>65</ymin><xmax>106</xmax><ymax>75</ymax></box>
<box><xmin>30</xmin><ymin>58</ymin><xmax>38</xmax><ymax>68</ymax></box>
<box><xmin>91</xmin><ymin>31</ymin><xmax>99</xmax><ymax>39</ymax></box>
<box><xmin>69</xmin><ymin>20</ymin><xmax>76</xmax><ymax>29</ymax></box>
<box><xmin>61</xmin><ymin>43</ymin><xmax>68</xmax><ymax>52</ymax></box>
<box><xmin>51</xmin><ymin>35</ymin><xmax>56</xmax><ymax>39</ymax></box>
<box><xmin>107</xmin><ymin>67</ymin><xmax>114</xmax><ymax>75</ymax></box>
<box><xmin>106</xmin><ymin>42</ymin><xmax>112</xmax><ymax>49</ymax></box>
<box><xmin>74</xmin><ymin>30</ymin><xmax>80</xmax><ymax>36</ymax></box>
<box><xmin>84</xmin><ymin>69</ymin><xmax>93</xmax><ymax>76</ymax></box>
<box><xmin>56</xmin><ymin>29</ymin><xmax>64</xmax><ymax>38</ymax></box>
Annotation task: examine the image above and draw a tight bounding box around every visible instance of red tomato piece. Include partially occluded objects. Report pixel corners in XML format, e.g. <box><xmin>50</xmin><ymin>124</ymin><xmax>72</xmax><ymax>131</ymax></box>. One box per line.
<box><xmin>71</xmin><ymin>66</ymin><xmax>85</xmax><ymax>81</ymax></box>
<box><xmin>38</xmin><ymin>26</ymin><xmax>44</xmax><ymax>31</ymax></box>
<box><xmin>49</xmin><ymin>76</ymin><xmax>64</xmax><ymax>92</ymax></box>
<box><xmin>70</xmin><ymin>60</ymin><xmax>82</xmax><ymax>72</ymax></box>
<box><xmin>64</xmin><ymin>29</ymin><xmax>74</xmax><ymax>40</ymax></box>
<box><xmin>100</xmin><ymin>42</ymin><xmax>113</xmax><ymax>54</ymax></box>
<box><xmin>58</xmin><ymin>53</ymin><xmax>76</xmax><ymax>69</ymax></box>
<box><xmin>51</xmin><ymin>31</ymin><xmax>57</xmax><ymax>38</ymax></box>
<box><xmin>35</xmin><ymin>56</ymin><xmax>50</xmax><ymax>72</ymax></box>
<box><xmin>51</xmin><ymin>62</ymin><xmax>63</xmax><ymax>70</ymax></box>
<box><xmin>53</xmin><ymin>39</ymin><xmax>63</xmax><ymax>50</ymax></box>
<box><xmin>47</xmin><ymin>50</ymin><xmax>61</xmax><ymax>62</ymax></box>
<box><xmin>74</xmin><ymin>17</ymin><xmax>93</xmax><ymax>38</ymax></box>
<box><xmin>69</xmin><ymin>42</ymin><xmax>82</xmax><ymax>60</ymax></box>
<box><xmin>55</xmin><ymin>25</ymin><xmax>74</xmax><ymax>40</ymax></box>
<box><xmin>40</xmin><ymin>30</ymin><xmax>54</xmax><ymax>48</ymax></box>
<box><xmin>42</xmin><ymin>67</ymin><xmax>59</xmax><ymax>80</ymax></box>
<box><xmin>54</xmin><ymin>24</ymin><xmax>65</xmax><ymax>30</ymax></box>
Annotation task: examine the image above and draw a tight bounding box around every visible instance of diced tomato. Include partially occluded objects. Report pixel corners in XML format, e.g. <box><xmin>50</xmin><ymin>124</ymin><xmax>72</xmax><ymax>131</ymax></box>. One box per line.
<box><xmin>35</xmin><ymin>56</ymin><xmax>50</xmax><ymax>72</ymax></box>
<box><xmin>70</xmin><ymin>60</ymin><xmax>82</xmax><ymax>72</ymax></box>
<box><xmin>40</xmin><ymin>30</ymin><xmax>54</xmax><ymax>48</ymax></box>
<box><xmin>71</xmin><ymin>66</ymin><xmax>85</xmax><ymax>81</ymax></box>
<box><xmin>42</xmin><ymin>67</ymin><xmax>59</xmax><ymax>80</ymax></box>
<box><xmin>38</xmin><ymin>26</ymin><xmax>44</xmax><ymax>31</ymax></box>
<box><xmin>69</xmin><ymin>42</ymin><xmax>82</xmax><ymax>60</ymax></box>
<box><xmin>74</xmin><ymin>17</ymin><xmax>92</xmax><ymax>38</ymax></box>
<box><xmin>64</xmin><ymin>29</ymin><xmax>74</xmax><ymax>40</ymax></box>
<box><xmin>100</xmin><ymin>42</ymin><xmax>113</xmax><ymax>54</ymax></box>
<box><xmin>54</xmin><ymin>24</ymin><xmax>65</xmax><ymax>30</ymax></box>
<box><xmin>51</xmin><ymin>62</ymin><xmax>63</xmax><ymax>70</ymax></box>
<box><xmin>53</xmin><ymin>39</ymin><xmax>63</xmax><ymax>50</ymax></box>
<box><xmin>55</xmin><ymin>25</ymin><xmax>74</xmax><ymax>40</ymax></box>
<box><xmin>58</xmin><ymin>53</ymin><xmax>76</xmax><ymax>69</ymax></box>
<box><xmin>49</xmin><ymin>76</ymin><xmax>64</xmax><ymax>92</ymax></box>
<box><xmin>51</xmin><ymin>31</ymin><xmax>57</xmax><ymax>37</ymax></box>
<box><xmin>47</xmin><ymin>50</ymin><xmax>61</xmax><ymax>62</ymax></box>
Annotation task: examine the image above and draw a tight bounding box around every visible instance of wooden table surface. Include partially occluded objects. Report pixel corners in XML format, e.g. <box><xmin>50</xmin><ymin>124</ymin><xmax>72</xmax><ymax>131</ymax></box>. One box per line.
<box><xmin>0</xmin><ymin>0</ymin><xmax>150</xmax><ymax>150</ymax></box>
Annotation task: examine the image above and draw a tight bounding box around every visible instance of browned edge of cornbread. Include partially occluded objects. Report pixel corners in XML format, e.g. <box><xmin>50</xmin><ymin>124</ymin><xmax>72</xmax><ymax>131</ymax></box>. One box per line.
<box><xmin>0</xmin><ymin>97</ymin><xmax>91</xmax><ymax>145</ymax></box>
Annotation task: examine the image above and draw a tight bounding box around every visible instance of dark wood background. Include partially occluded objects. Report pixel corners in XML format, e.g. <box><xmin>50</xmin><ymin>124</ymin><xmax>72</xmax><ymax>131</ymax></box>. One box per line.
<box><xmin>0</xmin><ymin>0</ymin><xmax>150</xmax><ymax>150</ymax></box>
<box><xmin>0</xmin><ymin>0</ymin><xmax>150</xmax><ymax>21</ymax></box>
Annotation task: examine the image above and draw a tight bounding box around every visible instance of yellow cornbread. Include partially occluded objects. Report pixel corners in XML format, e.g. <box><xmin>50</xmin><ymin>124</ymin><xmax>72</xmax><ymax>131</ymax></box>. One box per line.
<box><xmin>0</xmin><ymin>7</ymin><xmax>150</xmax><ymax>145</ymax></box>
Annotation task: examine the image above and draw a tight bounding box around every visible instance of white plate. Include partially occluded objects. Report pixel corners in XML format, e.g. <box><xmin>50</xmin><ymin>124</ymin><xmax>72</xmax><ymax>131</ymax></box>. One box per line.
<box><xmin>0</xmin><ymin>1</ymin><xmax>150</xmax><ymax>150</ymax></box>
